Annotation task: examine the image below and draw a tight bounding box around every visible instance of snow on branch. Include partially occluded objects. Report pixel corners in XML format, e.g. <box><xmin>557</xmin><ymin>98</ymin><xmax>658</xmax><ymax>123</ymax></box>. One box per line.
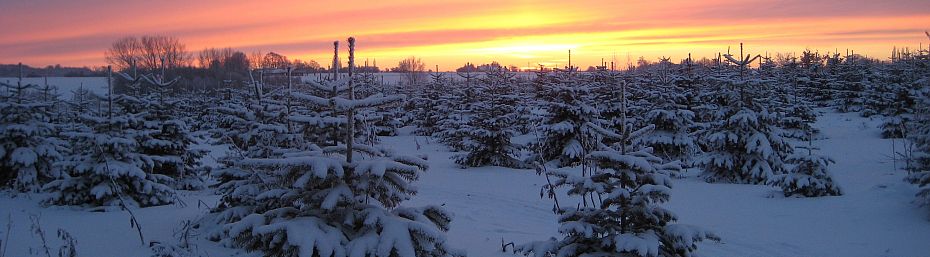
<box><xmin>291</xmin><ymin>92</ymin><xmax>333</xmax><ymax>107</ymax></box>
<box><xmin>583</xmin><ymin>122</ymin><xmax>621</xmax><ymax>139</ymax></box>
<box><xmin>629</xmin><ymin>124</ymin><xmax>656</xmax><ymax>140</ymax></box>
<box><xmin>333</xmin><ymin>94</ymin><xmax>405</xmax><ymax>111</ymax></box>
<box><xmin>238</xmin><ymin>156</ymin><xmax>345</xmax><ymax>181</ymax></box>
<box><xmin>290</xmin><ymin>92</ymin><xmax>404</xmax><ymax>112</ymax></box>
<box><xmin>322</xmin><ymin>144</ymin><xmax>384</xmax><ymax>157</ymax></box>
<box><xmin>305</xmin><ymin>77</ymin><xmax>351</xmax><ymax>92</ymax></box>
<box><xmin>587</xmin><ymin>150</ymin><xmax>657</xmax><ymax>173</ymax></box>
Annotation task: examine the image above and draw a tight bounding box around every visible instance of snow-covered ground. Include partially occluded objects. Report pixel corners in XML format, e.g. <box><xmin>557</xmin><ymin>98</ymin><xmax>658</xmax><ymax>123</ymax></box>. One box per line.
<box><xmin>1</xmin><ymin>110</ymin><xmax>928</xmax><ymax>257</ymax></box>
<box><xmin>0</xmin><ymin>139</ymin><xmax>243</xmax><ymax>257</ymax></box>
<box><xmin>401</xmin><ymin>110</ymin><xmax>930</xmax><ymax>257</ymax></box>
<box><xmin>666</xmin><ymin>110</ymin><xmax>930</xmax><ymax>257</ymax></box>
<box><xmin>0</xmin><ymin>77</ymin><xmax>108</xmax><ymax>100</ymax></box>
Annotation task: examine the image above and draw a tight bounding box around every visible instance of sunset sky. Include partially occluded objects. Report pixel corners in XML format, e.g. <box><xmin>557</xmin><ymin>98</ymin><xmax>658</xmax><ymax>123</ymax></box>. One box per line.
<box><xmin>2</xmin><ymin>0</ymin><xmax>929</xmax><ymax>70</ymax></box>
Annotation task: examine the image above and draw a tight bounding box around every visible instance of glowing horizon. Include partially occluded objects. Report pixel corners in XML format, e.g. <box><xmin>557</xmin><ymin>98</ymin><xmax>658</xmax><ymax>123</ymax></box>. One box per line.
<box><xmin>1</xmin><ymin>0</ymin><xmax>929</xmax><ymax>70</ymax></box>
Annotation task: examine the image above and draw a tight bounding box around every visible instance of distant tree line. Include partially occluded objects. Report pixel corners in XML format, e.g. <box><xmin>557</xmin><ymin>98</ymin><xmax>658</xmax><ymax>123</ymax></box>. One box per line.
<box><xmin>7</xmin><ymin>35</ymin><xmax>536</xmax><ymax>92</ymax></box>
<box><xmin>0</xmin><ymin>64</ymin><xmax>106</xmax><ymax>77</ymax></box>
<box><xmin>98</xmin><ymin>35</ymin><xmax>403</xmax><ymax>94</ymax></box>
<box><xmin>455</xmin><ymin>61</ymin><xmax>520</xmax><ymax>72</ymax></box>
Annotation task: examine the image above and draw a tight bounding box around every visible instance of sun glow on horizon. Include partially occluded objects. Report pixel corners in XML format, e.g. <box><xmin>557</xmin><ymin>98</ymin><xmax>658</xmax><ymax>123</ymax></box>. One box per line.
<box><xmin>1</xmin><ymin>0</ymin><xmax>929</xmax><ymax>69</ymax></box>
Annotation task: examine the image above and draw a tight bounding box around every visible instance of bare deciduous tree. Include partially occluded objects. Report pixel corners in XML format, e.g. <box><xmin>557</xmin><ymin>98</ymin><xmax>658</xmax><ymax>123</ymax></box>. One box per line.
<box><xmin>140</xmin><ymin>36</ymin><xmax>189</xmax><ymax>72</ymax></box>
<box><xmin>197</xmin><ymin>47</ymin><xmax>250</xmax><ymax>80</ymax></box>
<box><xmin>104</xmin><ymin>35</ymin><xmax>192</xmax><ymax>74</ymax></box>
<box><xmin>226</xmin><ymin>52</ymin><xmax>251</xmax><ymax>74</ymax></box>
<box><xmin>104</xmin><ymin>36</ymin><xmax>142</xmax><ymax>71</ymax></box>
<box><xmin>292</xmin><ymin>59</ymin><xmax>322</xmax><ymax>71</ymax></box>
<box><xmin>198</xmin><ymin>47</ymin><xmax>235</xmax><ymax>68</ymax></box>
<box><xmin>261</xmin><ymin>52</ymin><xmax>290</xmax><ymax>70</ymax></box>
<box><xmin>248</xmin><ymin>51</ymin><xmax>265</xmax><ymax>70</ymax></box>
<box><xmin>397</xmin><ymin>56</ymin><xmax>426</xmax><ymax>85</ymax></box>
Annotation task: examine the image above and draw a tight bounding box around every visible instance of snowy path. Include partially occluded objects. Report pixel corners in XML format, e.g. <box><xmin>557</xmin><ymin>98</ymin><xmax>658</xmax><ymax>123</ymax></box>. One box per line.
<box><xmin>390</xmin><ymin>135</ymin><xmax>560</xmax><ymax>257</ymax></box>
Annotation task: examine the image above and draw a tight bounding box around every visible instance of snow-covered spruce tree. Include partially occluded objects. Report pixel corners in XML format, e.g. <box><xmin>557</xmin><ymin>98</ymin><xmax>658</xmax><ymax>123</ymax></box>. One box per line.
<box><xmin>512</xmin><ymin>87</ymin><xmax>538</xmax><ymax>135</ymax></box>
<box><xmin>410</xmin><ymin>72</ymin><xmax>447</xmax><ymax>136</ymax></box>
<box><xmin>210</xmin><ymin>79</ymin><xmax>333</xmax><ymax>245</ymax></box>
<box><xmin>598</xmin><ymin>70</ymin><xmax>662</xmax><ymax>143</ymax></box>
<box><xmin>533</xmin><ymin>71</ymin><xmax>611</xmax><ymax>167</ymax></box>
<box><xmin>769</xmin><ymin>141</ymin><xmax>842</xmax><ymax>197</ymax></box>
<box><xmin>767</xmin><ymin>55</ymin><xmax>821</xmax><ymax>140</ymax></box>
<box><xmin>44</xmin><ymin>68</ymin><xmax>175</xmax><ymax>208</ymax></box>
<box><xmin>0</xmin><ymin>80</ymin><xmax>67</xmax><ymax>192</ymax></box>
<box><xmin>593</xmin><ymin>71</ymin><xmax>634</xmax><ymax>146</ymax></box>
<box><xmin>292</xmin><ymin>73</ymin><xmax>388</xmax><ymax>148</ymax></box>
<box><xmin>874</xmin><ymin>47</ymin><xmax>928</xmax><ymax>138</ymax></box>
<box><xmin>522</xmin><ymin>67</ymin><xmax>717</xmax><ymax>256</ymax></box>
<box><xmin>434</xmin><ymin>105</ymin><xmax>470</xmax><ymax>151</ymax></box>
<box><xmin>211</xmin><ymin>77</ymin><xmax>312</xmax><ymax>201</ymax></box>
<box><xmin>906</xmin><ymin>47</ymin><xmax>930</xmax><ymax>212</ymax></box>
<box><xmin>908</xmin><ymin>116</ymin><xmax>930</xmax><ymax>212</ymax></box>
<box><xmin>519</xmin><ymin>147</ymin><xmax>718</xmax><ymax>257</ymax></box>
<box><xmin>690</xmin><ymin>55</ymin><xmax>731</xmax><ymax>127</ymax></box>
<box><xmin>115</xmin><ymin>70</ymin><xmax>208</xmax><ymax>190</ymax></box>
<box><xmin>67</xmin><ymin>85</ymin><xmax>99</xmax><ymax>119</ymax></box>
<box><xmin>779</xmin><ymin>101</ymin><xmax>819</xmax><ymax>140</ymax></box>
<box><xmin>879</xmin><ymin>87</ymin><xmax>916</xmax><ymax>139</ymax></box>
<box><xmin>910</xmin><ymin>148</ymin><xmax>930</xmax><ymax>213</ymax></box>
<box><xmin>453</xmin><ymin>69</ymin><xmax>524</xmax><ymax>168</ymax></box>
<box><xmin>210</xmin><ymin>97</ymin><xmax>304</xmax><ymax>216</ymax></box>
<box><xmin>211</xmin><ymin>96</ymin><xmax>265</xmax><ymax>158</ymax></box>
<box><xmin>793</xmin><ymin>50</ymin><xmax>834</xmax><ymax>107</ymax></box>
<box><xmin>292</xmin><ymin>71</ymin><xmax>375</xmax><ymax>147</ymax></box>
<box><xmin>699</xmin><ymin>101</ymin><xmax>792</xmax><ymax>184</ymax></box>
<box><xmin>637</xmin><ymin>109</ymin><xmax>699</xmax><ymax>168</ymax></box>
<box><xmin>698</xmin><ymin>44</ymin><xmax>792</xmax><ymax>184</ymax></box>
<box><xmin>434</xmin><ymin>73</ymin><xmax>480</xmax><ymax>152</ymax></box>
<box><xmin>587</xmin><ymin>67</ymin><xmax>694</xmax><ymax>174</ymax></box>
<box><xmin>139</xmin><ymin>97</ymin><xmax>208</xmax><ymax>190</ymax></box>
<box><xmin>287</xmin><ymin>43</ymin><xmax>354</xmax><ymax>147</ymax></box>
<box><xmin>673</xmin><ymin>54</ymin><xmax>705</xmax><ymax>113</ymax></box>
<box><xmin>830</xmin><ymin>53</ymin><xmax>871</xmax><ymax>112</ymax></box>
<box><xmin>289</xmin><ymin>85</ymin><xmax>343</xmax><ymax>147</ymax></box>
<box><xmin>209</xmin><ymin>145</ymin><xmax>461</xmax><ymax>257</ymax></box>
<box><xmin>208</xmin><ymin>37</ymin><xmax>461</xmax><ymax>257</ymax></box>
<box><xmin>356</xmin><ymin>73</ymin><xmax>405</xmax><ymax>139</ymax></box>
